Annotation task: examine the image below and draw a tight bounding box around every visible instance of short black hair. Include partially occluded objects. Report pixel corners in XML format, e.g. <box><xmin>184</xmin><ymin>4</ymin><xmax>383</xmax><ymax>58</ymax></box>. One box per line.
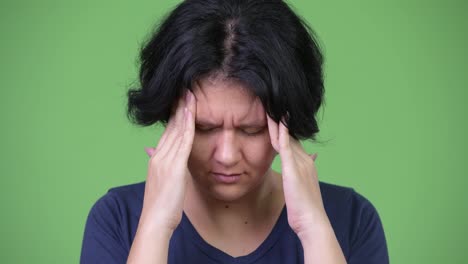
<box><xmin>127</xmin><ymin>0</ymin><xmax>325</xmax><ymax>140</ymax></box>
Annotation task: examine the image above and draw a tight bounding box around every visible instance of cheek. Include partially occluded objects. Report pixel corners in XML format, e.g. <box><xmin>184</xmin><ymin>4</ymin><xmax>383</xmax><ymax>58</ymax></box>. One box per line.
<box><xmin>242</xmin><ymin>135</ymin><xmax>275</xmax><ymax>168</ymax></box>
<box><xmin>189</xmin><ymin>134</ymin><xmax>213</xmax><ymax>163</ymax></box>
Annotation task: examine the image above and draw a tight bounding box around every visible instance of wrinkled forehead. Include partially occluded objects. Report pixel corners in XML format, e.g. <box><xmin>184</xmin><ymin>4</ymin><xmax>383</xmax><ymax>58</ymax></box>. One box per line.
<box><xmin>192</xmin><ymin>76</ymin><xmax>266</xmax><ymax>125</ymax></box>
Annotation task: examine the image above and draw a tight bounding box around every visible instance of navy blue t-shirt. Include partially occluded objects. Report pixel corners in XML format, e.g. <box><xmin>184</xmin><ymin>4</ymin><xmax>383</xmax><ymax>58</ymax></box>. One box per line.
<box><xmin>80</xmin><ymin>181</ymin><xmax>389</xmax><ymax>263</ymax></box>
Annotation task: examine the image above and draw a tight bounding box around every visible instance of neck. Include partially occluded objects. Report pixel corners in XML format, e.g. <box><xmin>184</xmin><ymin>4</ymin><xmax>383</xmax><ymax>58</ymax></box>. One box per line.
<box><xmin>184</xmin><ymin>169</ymin><xmax>283</xmax><ymax>232</ymax></box>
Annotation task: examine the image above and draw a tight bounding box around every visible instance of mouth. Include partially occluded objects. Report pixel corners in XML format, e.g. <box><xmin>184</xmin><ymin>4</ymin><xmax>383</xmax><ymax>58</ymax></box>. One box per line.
<box><xmin>211</xmin><ymin>172</ymin><xmax>242</xmax><ymax>184</ymax></box>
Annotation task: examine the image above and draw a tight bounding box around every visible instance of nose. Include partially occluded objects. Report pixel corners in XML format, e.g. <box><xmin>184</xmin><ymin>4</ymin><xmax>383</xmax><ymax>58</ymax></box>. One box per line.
<box><xmin>213</xmin><ymin>130</ymin><xmax>241</xmax><ymax>167</ymax></box>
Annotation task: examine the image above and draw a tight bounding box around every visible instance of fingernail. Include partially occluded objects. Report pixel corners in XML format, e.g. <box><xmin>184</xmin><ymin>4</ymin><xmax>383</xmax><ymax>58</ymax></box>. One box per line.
<box><xmin>144</xmin><ymin>147</ymin><xmax>154</xmax><ymax>157</ymax></box>
<box><xmin>188</xmin><ymin>90</ymin><xmax>193</xmax><ymax>103</ymax></box>
<box><xmin>311</xmin><ymin>153</ymin><xmax>318</xmax><ymax>161</ymax></box>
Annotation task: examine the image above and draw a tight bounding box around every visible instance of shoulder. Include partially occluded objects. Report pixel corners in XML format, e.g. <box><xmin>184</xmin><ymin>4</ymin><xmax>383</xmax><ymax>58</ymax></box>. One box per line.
<box><xmin>318</xmin><ymin>181</ymin><xmax>384</xmax><ymax>231</ymax></box>
<box><xmin>318</xmin><ymin>181</ymin><xmax>354</xmax><ymax>201</ymax></box>
<box><xmin>318</xmin><ymin>181</ymin><xmax>388</xmax><ymax>262</ymax></box>
<box><xmin>90</xmin><ymin>181</ymin><xmax>145</xmax><ymax>210</ymax></box>
<box><xmin>86</xmin><ymin>181</ymin><xmax>146</xmax><ymax>220</ymax></box>
<box><xmin>83</xmin><ymin>182</ymin><xmax>147</xmax><ymax>247</ymax></box>
<box><xmin>318</xmin><ymin>181</ymin><xmax>377</xmax><ymax>214</ymax></box>
<box><xmin>81</xmin><ymin>182</ymin><xmax>147</xmax><ymax>261</ymax></box>
<box><xmin>107</xmin><ymin>181</ymin><xmax>146</xmax><ymax>201</ymax></box>
<box><xmin>319</xmin><ymin>181</ymin><xmax>373</xmax><ymax>207</ymax></box>
<box><xmin>90</xmin><ymin>181</ymin><xmax>146</xmax><ymax>219</ymax></box>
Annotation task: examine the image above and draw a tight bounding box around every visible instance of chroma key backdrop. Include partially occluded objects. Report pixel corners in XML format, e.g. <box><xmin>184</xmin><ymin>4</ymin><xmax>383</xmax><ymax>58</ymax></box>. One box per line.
<box><xmin>1</xmin><ymin>0</ymin><xmax>466</xmax><ymax>263</ymax></box>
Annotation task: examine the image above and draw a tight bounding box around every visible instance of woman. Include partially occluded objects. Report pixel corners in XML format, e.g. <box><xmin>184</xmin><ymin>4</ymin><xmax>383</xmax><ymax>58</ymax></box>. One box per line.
<box><xmin>80</xmin><ymin>0</ymin><xmax>389</xmax><ymax>263</ymax></box>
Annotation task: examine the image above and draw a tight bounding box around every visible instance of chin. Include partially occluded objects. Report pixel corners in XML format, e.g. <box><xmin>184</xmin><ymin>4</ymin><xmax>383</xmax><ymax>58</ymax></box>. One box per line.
<box><xmin>209</xmin><ymin>186</ymin><xmax>250</xmax><ymax>202</ymax></box>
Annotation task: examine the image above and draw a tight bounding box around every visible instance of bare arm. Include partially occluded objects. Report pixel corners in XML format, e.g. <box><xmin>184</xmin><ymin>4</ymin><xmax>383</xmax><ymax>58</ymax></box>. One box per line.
<box><xmin>127</xmin><ymin>223</ymin><xmax>173</xmax><ymax>264</ymax></box>
<box><xmin>298</xmin><ymin>217</ymin><xmax>347</xmax><ymax>264</ymax></box>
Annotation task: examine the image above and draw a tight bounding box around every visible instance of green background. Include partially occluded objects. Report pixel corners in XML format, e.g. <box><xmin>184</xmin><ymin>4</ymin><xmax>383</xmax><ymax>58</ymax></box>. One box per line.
<box><xmin>1</xmin><ymin>0</ymin><xmax>466</xmax><ymax>263</ymax></box>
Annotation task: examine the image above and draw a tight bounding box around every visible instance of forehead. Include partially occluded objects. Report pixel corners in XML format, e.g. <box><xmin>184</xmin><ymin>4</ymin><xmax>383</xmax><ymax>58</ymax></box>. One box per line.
<box><xmin>192</xmin><ymin>77</ymin><xmax>266</xmax><ymax>125</ymax></box>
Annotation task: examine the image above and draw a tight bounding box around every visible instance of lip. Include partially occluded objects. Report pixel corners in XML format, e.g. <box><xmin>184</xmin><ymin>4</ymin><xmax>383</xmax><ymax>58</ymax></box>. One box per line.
<box><xmin>212</xmin><ymin>172</ymin><xmax>242</xmax><ymax>184</ymax></box>
<box><xmin>212</xmin><ymin>172</ymin><xmax>242</xmax><ymax>176</ymax></box>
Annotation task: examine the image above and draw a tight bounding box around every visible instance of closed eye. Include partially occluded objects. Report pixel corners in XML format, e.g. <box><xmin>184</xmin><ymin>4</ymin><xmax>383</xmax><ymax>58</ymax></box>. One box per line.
<box><xmin>195</xmin><ymin>125</ymin><xmax>266</xmax><ymax>136</ymax></box>
<box><xmin>242</xmin><ymin>127</ymin><xmax>266</xmax><ymax>136</ymax></box>
<box><xmin>195</xmin><ymin>125</ymin><xmax>216</xmax><ymax>133</ymax></box>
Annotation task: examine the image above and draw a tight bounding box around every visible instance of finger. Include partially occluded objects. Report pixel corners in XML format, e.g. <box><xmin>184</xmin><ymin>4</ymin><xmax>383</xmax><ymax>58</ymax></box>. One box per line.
<box><xmin>278</xmin><ymin>118</ymin><xmax>294</xmax><ymax>162</ymax></box>
<box><xmin>278</xmin><ymin>117</ymin><xmax>290</xmax><ymax>151</ymax></box>
<box><xmin>267</xmin><ymin>114</ymin><xmax>279</xmax><ymax>152</ymax></box>
<box><xmin>287</xmin><ymin>133</ymin><xmax>311</xmax><ymax>165</ymax></box>
<box><xmin>156</xmin><ymin>92</ymin><xmax>188</xmax><ymax>157</ymax></box>
<box><xmin>185</xmin><ymin>90</ymin><xmax>196</xmax><ymax>123</ymax></box>
<box><xmin>167</xmin><ymin>91</ymin><xmax>187</xmax><ymax>133</ymax></box>
<box><xmin>175</xmin><ymin>90</ymin><xmax>197</xmax><ymax>160</ymax></box>
<box><xmin>156</xmin><ymin>129</ymin><xmax>168</xmax><ymax>151</ymax></box>
<box><xmin>153</xmin><ymin>94</ymin><xmax>184</xmax><ymax>153</ymax></box>
<box><xmin>155</xmin><ymin>120</ymin><xmax>173</xmax><ymax>151</ymax></box>
<box><xmin>174</xmin><ymin>90</ymin><xmax>188</xmax><ymax>127</ymax></box>
<box><xmin>288</xmin><ymin>135</ymin><xmax>307</xmax><ymax>158</ymax></box>
<box><xmin>178</xmin><ymin>109</ymin><xmax>195</xmax><ymax>161</ymax></box>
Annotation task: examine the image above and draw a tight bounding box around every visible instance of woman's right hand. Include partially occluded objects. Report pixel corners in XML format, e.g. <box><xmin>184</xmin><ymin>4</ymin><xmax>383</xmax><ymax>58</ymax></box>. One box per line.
<box><xmin>127</xmin><ymin>91</ymin><xmax>196</xmax><ymax>263</ymax></box>
<box><xmin>139</xmin><ymin>90</ymin><xmax>196</xmax><ymax>233</ymax></box>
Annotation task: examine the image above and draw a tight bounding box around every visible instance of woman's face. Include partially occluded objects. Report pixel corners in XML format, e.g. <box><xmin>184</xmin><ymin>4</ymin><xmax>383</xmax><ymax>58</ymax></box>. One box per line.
<box><xmin>187</xmin><ymin>76</ymin><xmax>276</xmax><ymax>202</ymax></box>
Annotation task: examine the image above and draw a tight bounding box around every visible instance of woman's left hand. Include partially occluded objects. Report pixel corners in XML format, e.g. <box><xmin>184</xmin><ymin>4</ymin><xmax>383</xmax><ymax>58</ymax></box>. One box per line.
<box><xmin>267</xmin><ymin>115</ymin><xmax>330</xmax><ymax>238</ymax></box>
